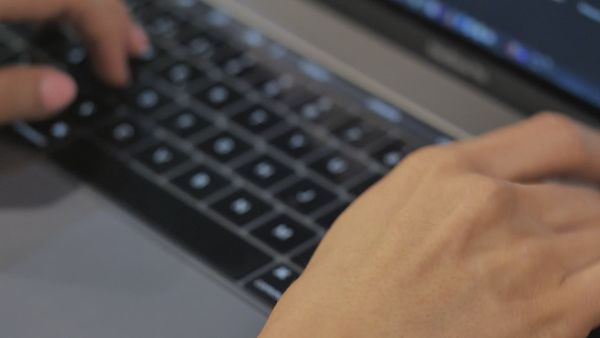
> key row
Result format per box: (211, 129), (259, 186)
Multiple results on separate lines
(31, 109), (400, 193)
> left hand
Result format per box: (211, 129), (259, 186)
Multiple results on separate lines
(0, 0), (149, 123)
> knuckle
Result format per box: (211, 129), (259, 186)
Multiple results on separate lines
(464, 174), (513, 204)
(534, 113), (587, 163)
(450, 174), (516, 223)
(537, 113), (579, 142)
(534, 111), (574, 128)
(402, 145), (465, 173)
(402, 146), (444, 165)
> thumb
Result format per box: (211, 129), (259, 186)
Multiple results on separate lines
(0, 65), (77, 124)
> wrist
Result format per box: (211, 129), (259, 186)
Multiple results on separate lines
(258, 279), (348, 338)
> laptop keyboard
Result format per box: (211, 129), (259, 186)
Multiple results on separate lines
(0, 0), (451, 307)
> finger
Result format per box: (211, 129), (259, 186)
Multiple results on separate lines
(516, 183), (600, 230)
(66, 0), (131, 86)
(0, 66), (77, 123)
(457, 113), (600, 182)
(111, 3), (149, 59)
(0, 0), (136, 86)
(127, 22), (150, 57)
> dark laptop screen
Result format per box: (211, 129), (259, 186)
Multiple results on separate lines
(388, 0), (600, 109)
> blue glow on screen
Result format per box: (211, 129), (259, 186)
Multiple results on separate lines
(389, 0), (600, 109)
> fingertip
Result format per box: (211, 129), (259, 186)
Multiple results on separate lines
(128, 24), (151, 57)
(39, 70), (78, 114)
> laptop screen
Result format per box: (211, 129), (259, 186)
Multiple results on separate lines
(387, 0), (600, 109)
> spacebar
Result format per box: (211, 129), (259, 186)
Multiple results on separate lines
(51, 140), (272, 280)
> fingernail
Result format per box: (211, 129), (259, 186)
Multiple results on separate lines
(40, 71), (77, 113)
(130, 24), (151, 56)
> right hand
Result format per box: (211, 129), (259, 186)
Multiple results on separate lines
(259, 113), (600, 338)
(0, 0), (149, 124)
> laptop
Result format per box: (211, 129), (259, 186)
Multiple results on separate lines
(0, 0), (598, 337)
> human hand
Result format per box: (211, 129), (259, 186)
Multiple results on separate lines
(0, 0), (148, 123)
(259, 113), (600, 338)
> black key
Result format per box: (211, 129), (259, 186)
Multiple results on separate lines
(135, 43), (165, 64)
(64, 45), (88, 68)
(197, 131), (251, 163)
(211, 190), (272, 226)
(160, 61), (205, 85)
(372, 141), (408, 169)
(97, 119), (146, 148)
(237, 155), (294, 188)
(292, 244), (318, 269)
(201, 30), (228, 45)
(349, 173), (383, 196)
(270, 128), (317, 159)
(259, 75), (295, 99)
(178, 32), (220, 57)
(64, 97), (110, 125)
(125, 87), (169, 113)
(48, 44), (88, 72)
(171, 166), (229, 200)
(130, 45), (164, 78)
(309, 152), (365, 184)
(65, 100), (100, 124)
(316, 204), (349, 230)
(30, 28), (84, 66)
(278, 86), (316, 108)
(232, 106), (282, 134)
(50, 55), (94, 87)
(196, 84), (242, 110)
(333, 118), (384, 148)
(53, 140), (271, 280)
(294, 96), (340, 124)
(276, 179), (337, 214)
(251, 216), (315, 253)
(160, 110), (212, 138)
(220, 53), (256, 76)
(142, 12), (181, 37)
(134, 142), (187, 174)
(246, 265), (299, 306)
(209, 44), (242, 65)
(239, 65), (277, 86)
(28, 119), (74, 143)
